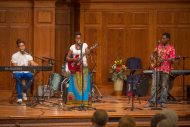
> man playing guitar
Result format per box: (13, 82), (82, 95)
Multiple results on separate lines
(145, 32), (176, 108)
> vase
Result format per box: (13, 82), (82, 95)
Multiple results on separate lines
(114, 78), (124, 96)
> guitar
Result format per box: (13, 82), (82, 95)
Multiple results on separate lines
(68, 43), (98, 73)
(150, 53), (180, 68)
(150, 52), (163, 68)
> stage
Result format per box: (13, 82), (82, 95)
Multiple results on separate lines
(0, 90), (190, 127)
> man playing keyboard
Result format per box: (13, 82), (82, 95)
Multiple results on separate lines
(11, 39), (38, 104)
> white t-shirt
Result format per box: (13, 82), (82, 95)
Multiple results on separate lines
(11, 51), (33, 73)
(70, 43), (88, 66)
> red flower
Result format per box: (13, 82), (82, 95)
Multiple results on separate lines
(116, 67), (121, 72)
(68, 96), (73, 100)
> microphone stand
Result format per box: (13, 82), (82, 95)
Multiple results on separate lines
(69, 43), (95, 111)
(151, 42), (162, 110)
(34, 56), (47, 104)
(25, 55), (47, 107)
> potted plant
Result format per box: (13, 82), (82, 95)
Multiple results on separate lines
(110, 58), (127, 95)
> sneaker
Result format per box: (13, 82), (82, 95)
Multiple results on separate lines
(144, 101), (154, 108)
(156, 100), (167, 108)
(22, 93), (27, 101)
(17, 99), (22, 104)
(160, 103), (167, 108)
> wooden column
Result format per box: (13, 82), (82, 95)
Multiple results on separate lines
(33, 0), (56, 87)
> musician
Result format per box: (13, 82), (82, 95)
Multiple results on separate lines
(145, 32), (176, 108)
(66, 32), (91, 105)
(11, 39), (38, 104)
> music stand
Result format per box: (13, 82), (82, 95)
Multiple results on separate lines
(69, 43), (96, 111)
(124, 69), (143, 111)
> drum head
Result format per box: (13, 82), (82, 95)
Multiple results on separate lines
(50, 73), (63, 91)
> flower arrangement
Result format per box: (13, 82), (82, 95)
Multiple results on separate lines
(111, 58), (127, 81)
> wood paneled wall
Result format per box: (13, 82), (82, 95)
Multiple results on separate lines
(55, 1), (74, 73)
(33, 0), (56, 92)
(79, 0), (190, 96)
(0, 0), (190, 98)
(0, 0), (56, 91)
(0, 1), (33, 90)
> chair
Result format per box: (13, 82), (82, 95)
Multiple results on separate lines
(9, 75), (18, 104)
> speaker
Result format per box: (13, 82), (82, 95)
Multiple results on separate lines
(136, 76), (151, 97)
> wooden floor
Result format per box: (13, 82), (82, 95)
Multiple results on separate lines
(0, 91), (190, 127)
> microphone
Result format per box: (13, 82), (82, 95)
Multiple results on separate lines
(24, 49), (31, 55)
(24, 51), (29, 55)
(78, 41), (82, 45)
(180, 56), (189, 59)
(157, 40), (160, 44)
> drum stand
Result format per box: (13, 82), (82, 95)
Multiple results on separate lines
(52, 77), (70, 111)
(92, 84), (103, 102)
(60, 77), (70, 104)
(90, 65), (103, 103)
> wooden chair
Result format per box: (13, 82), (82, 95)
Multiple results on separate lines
(9, 74), (18, 104)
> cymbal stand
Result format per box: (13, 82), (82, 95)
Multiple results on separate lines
(91, 72), (103, 102)
(90, 64), (103, 103)
(60, 77), (70, 104)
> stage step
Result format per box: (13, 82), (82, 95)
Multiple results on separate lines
(0, 121), (190, 127)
